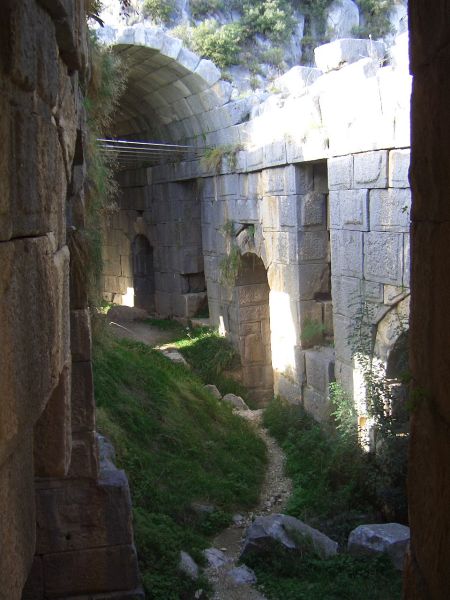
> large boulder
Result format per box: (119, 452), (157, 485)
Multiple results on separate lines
(314, 38), (385, 73)
(348, 523), (410, 570)
(240, 514), (338, 560)
(222, 393), (248, 410)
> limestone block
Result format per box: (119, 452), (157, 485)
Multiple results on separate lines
(330, 230), (363, 278)
(334, 360), (354, 397)
(327, 0), (360, 39)
(35, 467), (133, 555)
(364, 231), (403, 285)
(212, 80), (233, 105)
(370, 188), (411, 232)
(315, 38), (385, 73)
(232, 197), (259, 223)
(305, 348), (335, 393)
(303, 387), (332, 423)
(239, 303), (270, 323)
(298, 231), (329, 262)
(384, 285), (409, 306)
(262, 196), (296, 231)
(329, 189), (369, 231)
(300, 192), (326, 228)
(194, 59), (221, 86)
(216, 174), (239, 198)
(389, 149), (410, 188)
(179, 248), (204, 275)
(71, 361), (95, 434)
(274, 66), (321, 95)
(237, 283), (269, 307)
(160, 34), (182, 60)
(246, 148), (264, 171)
(298, 264), (330, 300)
(175, 292), (207, 318)
(34, 365), (71, 478)
(68, 430), (99, 479)
(0, 440), (35, 600)
(333, 314), (353, 363)
(0, 238), (70, 464)
(43, 544), (140, 597)
(267, 263), (300, 296)
(328, 155), (353, 190)
(353, 150), (388, 188)
(364, 280), (384, 303)
(331, 275), (362, 318)
(348, 523), (410, 570)
(323, 301), (334, 337)
(263, 141), (287, 168)
(272, 231), (298, 264)
(274, 373), (302, 404)
(261, 165), (313, 196)
(243, 365), (273, 389)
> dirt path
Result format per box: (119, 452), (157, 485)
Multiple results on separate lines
(204, 409), (292, 600)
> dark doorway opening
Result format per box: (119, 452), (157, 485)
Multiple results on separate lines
(132, 235), (155, 312)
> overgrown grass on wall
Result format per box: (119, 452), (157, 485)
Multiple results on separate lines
(93, 333), (266, 599)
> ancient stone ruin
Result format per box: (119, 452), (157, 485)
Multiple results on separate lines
(1, 1), (449, 599)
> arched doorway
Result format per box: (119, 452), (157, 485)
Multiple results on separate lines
(235, 253), (273, 406)
(132, 235), (155, 312)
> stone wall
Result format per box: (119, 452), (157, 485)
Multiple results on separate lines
(103, 26), (412, 416)
(405, 1), (450, 597)
(0, 2), (140, 598)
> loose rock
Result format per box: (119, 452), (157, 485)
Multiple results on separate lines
(179, 551), (199, 580)
(240, 513), (338, 560)
(228, 565), (257, 585)
(204, 384), (222, 399)
(348, 523), (410, 570)
(222, 393), (248, 410)
(203, 548), (230, 569)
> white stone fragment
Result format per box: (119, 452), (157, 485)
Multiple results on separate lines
(314, 38), (385, 73)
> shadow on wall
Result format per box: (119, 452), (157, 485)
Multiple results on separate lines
(132, 234), (155, 312)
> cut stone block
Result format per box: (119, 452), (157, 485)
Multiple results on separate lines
(315, 38), (386, 73)
(330, 230), (363, 278)
(328, 155), (353, 190)
(364, 232), (404, 285)
(369, 188), (411, 232)
(274, 66), (322, 95)
(304, 386), (332, 423)
(353, 150), (388, 188)
(329, 189), (369, 230)
(389, 149), (410, 188)
(305, 347), (335, 393)
(298, 231), (329, 262)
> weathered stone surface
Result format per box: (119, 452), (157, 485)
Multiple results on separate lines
(70, 349), (95, 431)
(330, 230), (363, 278)
(274, 66), (321, 95)
(353, 150), (388, 188)
(388, 149), (410, 188)
(298, 263), (330, 300)
(228, 565), (257, 585)
(179, 551), (199, 580)
(348, 523), (410, 570)
(315, 38), (385, 73)
(34, 365), (72, 478)
(304, 347), (335, 393)
(329, 189), (369, 230)
(299, 192), (326, 227)
(0, 440), (35, 600)
(328, 155), (353, 190)
(369, 188), (411, 232)
(43, 544), (140, 597)
(204, 384), (222, 399)
(303, 387), (332, 423)
(35, 471), (133, 555)
(0, 238), (70, 465)
(364, 232), (404, 284)
(297, 231), (329, 262)
(222, 393), (248, 410)
(68, 430), (99, 479)
(70, 309), (92, 362)
(327, 0), (360, 39)
(241, 514), (338, 559)
(203, 548), (230, 569)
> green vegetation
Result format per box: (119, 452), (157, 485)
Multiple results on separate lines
(94, 334), (266, 599)
(242, 0), (296, 43)
(142, 0), (177, 24)
(201, 144), (244, 174)
(263, 397), (375, 543)
(258, 397), (402, 598)
(73, 33), (126, 306)
(354, 0), (395, 39)
(191, 20), (245, 68)
(247, 544), (402, 600)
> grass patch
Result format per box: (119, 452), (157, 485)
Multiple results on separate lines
(247, 543), (402, 600)
(255, 398), (402, 598)
(94, 335), (266, 599)
(263, 397), (376, 544)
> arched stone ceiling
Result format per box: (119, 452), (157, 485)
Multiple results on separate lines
(96, 25), (234, 145)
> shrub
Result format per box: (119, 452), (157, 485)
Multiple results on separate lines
(242, 0), (295, 42)
(191, 19), (245, 67)
(354, 0), (395, 39)
(142, 0), (177, 25)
